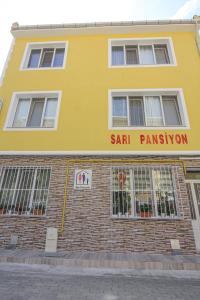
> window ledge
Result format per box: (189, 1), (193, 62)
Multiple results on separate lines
(111, 216), (183, 221)
(109, 126), (190, 130)
(20, 67), (65, 71)
(109, 64), (177, 68)
(0, 214), (47, 219)
(4, 127), (57, 131)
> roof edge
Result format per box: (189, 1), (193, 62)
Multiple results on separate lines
(11, 19), (198, 32)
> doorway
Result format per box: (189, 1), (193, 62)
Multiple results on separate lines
(186, 181), (200, 252)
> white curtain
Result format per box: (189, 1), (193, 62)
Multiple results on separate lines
(112, 97), (128, 126)
(43, 98), (58, 127)
(145, 96), (163, 126)
(112, 46), (124, 65)
(112, 97), (127, 117)
(13, 99), (30, 127)
(139, 46), (154, 65)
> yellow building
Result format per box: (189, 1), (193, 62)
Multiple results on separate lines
(0, 18), (199, 253)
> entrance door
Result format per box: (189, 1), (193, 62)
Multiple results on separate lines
(186, 181), (200, 252)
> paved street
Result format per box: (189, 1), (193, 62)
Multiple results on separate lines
(0, 263), (200, 300)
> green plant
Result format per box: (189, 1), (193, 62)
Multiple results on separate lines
(140, 203), (152, 213)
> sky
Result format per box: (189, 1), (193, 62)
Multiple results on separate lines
(0, 0), (199, 75)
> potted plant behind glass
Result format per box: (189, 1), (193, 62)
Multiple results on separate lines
(32, 203), (45, 216)
(140, 203), (152, 218)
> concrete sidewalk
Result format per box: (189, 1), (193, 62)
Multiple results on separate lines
(1, 249), (200, 271)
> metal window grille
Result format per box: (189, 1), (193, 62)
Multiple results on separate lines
(0, 166), (51, 216)
(112, 166), (178, 218)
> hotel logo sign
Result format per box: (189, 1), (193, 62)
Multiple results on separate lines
(74, 169), (92, 189)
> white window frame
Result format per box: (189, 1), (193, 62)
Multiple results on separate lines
(0, 166), (51, 216)
(108, 88), (190, 130)
(4, 91), (62, 131)
(20, 41), (68, 70)
(111, 166), (180, 219)
(108, 37), (177, 68)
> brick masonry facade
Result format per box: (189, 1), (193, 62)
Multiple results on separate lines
(0, 155), (198, 254)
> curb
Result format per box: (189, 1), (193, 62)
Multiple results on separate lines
(1, 255), (200, 271)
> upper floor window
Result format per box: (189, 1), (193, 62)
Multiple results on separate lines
(21, 42), (68, 70)
(109, 89), (189, 129)
(4, 91), (61, 130)
(109, 38), (176, 67)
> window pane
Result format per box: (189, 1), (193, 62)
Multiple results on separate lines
(112, 97), (128, 127)
(153, 169), (177, 217)
(42, 119), (55, 127)
(32, 168), (51, 214)
(42, 98), (57, 128)
(53, 48), (65, 67)
(194, 183), (200, 216)
(27, 98), (44, 127)
(125, 46), (139, 64)
(0, 168), (18, 211)
(185, 171), (200, 180)
(112, 168), (131, 191)
(133, 168), (151, 191)
(162, 96), (181, 126)
(13, 99), (30, 127)
(15, 169), (35, 213)
(1, 168), (18, 189)
(186, 183), (196, 220)
(154, 45), (169, 64)
(0, 167), (51, 216)
(35, 168), (51, 189)
(44, 98), (57, 118)
(112, 97), (127, 116)
(129, 97), (145, 126)
(28, 49), (41, 68)
(133, 168), (154, 218)
(40, 48), (54, 67)
(112, 46), (124, 65)
(112, 168), (132, 216)
(145, 96), (163, 126)
(139, 45), (154, 64)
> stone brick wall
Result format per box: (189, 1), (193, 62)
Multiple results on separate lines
(0, 155), (198, 254)
(0, 156), (66, 250)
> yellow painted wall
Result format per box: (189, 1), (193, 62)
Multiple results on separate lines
(0, 31), (200, 153)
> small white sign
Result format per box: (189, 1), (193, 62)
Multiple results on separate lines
(170, 239), (181, 250)
(74, 169), (92, 189)
(45, 227), (58, 253)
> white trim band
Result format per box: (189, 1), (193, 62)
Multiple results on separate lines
(0, 151), (200, 156)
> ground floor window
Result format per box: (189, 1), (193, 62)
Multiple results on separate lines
(0, 166), (51, 216)
(112, 166), (177, 218)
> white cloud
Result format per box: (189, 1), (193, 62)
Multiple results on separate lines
(171, 0), (199, 19)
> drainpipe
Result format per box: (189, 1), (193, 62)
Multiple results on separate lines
(193, 15), (200, 55)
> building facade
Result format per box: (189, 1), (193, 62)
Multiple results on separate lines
(0, 19), (200, 254)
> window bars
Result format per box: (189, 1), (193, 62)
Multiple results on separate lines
(112, 166), (179, 218)
(0, 166), (51, 216)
